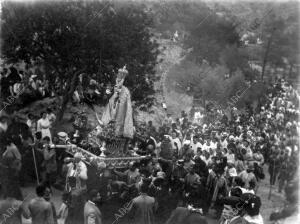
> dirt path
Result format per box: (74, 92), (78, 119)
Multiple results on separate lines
(155, 38), (193, 117)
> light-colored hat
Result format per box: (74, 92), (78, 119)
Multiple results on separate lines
(184, 140), (191, 145)
(222, 132), (228, 137)
(74, 152), (83, 159)
(156, 171), (166, 179)
(89, 79), (97, 85)
(58, 131), (68, 139)
(228, 167), (237, 177)
(98, 161), (107, 169)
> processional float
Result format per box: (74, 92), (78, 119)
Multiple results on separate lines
(63, 66), (146, 168)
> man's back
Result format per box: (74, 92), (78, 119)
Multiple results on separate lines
(28, 197), (54, 224)
(165, 207), (208, 224)
(129, 193), (156, 224)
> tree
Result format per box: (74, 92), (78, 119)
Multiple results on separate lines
(150, 1), (211, 37)
(168, 58), (251, 108)
(1, 0), (159, 119)
(259, 2), (299, 80)
(186, 12), (241, 66)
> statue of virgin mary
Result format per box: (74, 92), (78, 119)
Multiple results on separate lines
(100, 66), (134, 138)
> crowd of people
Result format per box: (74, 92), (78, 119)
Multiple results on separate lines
(0, 66), (53, 105)
(0, 77), (299, 224)
(0, 66), (114, 112)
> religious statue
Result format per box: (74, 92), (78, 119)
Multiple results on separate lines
(100, 66), (134, 139)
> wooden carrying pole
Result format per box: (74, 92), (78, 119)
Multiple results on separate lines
(31, 146), (40, 185)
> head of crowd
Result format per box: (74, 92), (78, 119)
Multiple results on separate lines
(0, 75), (299, 224)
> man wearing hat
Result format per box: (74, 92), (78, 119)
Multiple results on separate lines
(230, 194), (263, 224)
(190, 135), (202, 155)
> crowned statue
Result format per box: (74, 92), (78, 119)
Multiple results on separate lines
(100, 66), (134, 139)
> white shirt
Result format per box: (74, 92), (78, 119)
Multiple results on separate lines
(227, 153), (235, 164)
(190, 141), (202, 154)
(26, 119), (33, 128)
(202, 142), (210, 152)
(0, 122), (8, 133)
(210, 141), (217, 150)
(244, 214), (264, 224)
(220, 139), (228, 149)
(171, 137), (182, 151)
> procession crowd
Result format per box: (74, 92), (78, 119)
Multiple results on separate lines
(0, 66), (118, 110)
(0, 77), (299, 224)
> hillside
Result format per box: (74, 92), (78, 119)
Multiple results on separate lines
(155, 38), (193, 117)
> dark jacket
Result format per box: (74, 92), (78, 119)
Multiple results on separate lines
(128, 193), (157, 224)
(165, 207), (208, 224)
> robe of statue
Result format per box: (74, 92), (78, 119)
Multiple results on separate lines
(101, 85), (134, 138)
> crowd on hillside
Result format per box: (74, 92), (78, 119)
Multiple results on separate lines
(0, 66), (114, 110)
(0, 77), (299, 224)
(0, 66), (53, 103)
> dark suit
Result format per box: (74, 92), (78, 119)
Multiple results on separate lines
(28, 197), (54, 224)
(139, 138), (156, 152)
(129, 193), (156, 224)
(65, 188), (86, 224)
(84, 201), (102, 224)
(165, 207), (208, 224)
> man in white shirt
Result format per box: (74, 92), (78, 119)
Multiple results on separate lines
(190, 136), (202, 155)
(202, 139), (211, 152)
(66, 152), (88, 191)
(170, 131), (182, 154)
(220, 135), (228, 150)
(210, 138), (218, 151)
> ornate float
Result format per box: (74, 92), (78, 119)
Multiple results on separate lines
(63, 65), (147, 168)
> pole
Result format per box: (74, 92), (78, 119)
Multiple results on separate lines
(268, 159), (275, 200)
(31, 146), (40, 185)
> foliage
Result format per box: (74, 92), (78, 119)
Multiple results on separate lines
(186, 13), (241, 66)
(212, 1), (299, 80)
(1, 0), (159, 109)
(150, 1), (210, 35)
(168, 58), (252, 108)
(259, 2), (299, 69)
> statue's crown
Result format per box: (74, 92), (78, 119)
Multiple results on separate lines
(117, 65), (128, 79)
